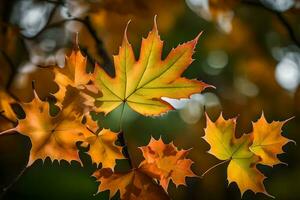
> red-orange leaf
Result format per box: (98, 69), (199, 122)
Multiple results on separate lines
(93, 168), (169, 200)
(138, 137), (196, 192)
(0, 91), (92, 166)
(53, 49), (91, 102)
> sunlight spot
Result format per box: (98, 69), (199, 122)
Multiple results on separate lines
(163, 93), (221, 124)
(275, 52), (300, 92)
(234, 77), (259, 97)
(260, 0), (294, 11)
(207, 50), (228, 69)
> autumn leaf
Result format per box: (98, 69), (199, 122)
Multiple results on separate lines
(53, 49), (90, 100)
(79, 113), (125, 170)
(93, 168), (169, 200)
(85, 128), (125, 169)
(0, 90), (92, 166)
(249, 113), (293, 166)
(203, 114), (270, 197)
(52, 49), (98, 112)
(138, 137), (196, 192)
(92, 18), (211, 116)
(84, 113), (99, 133)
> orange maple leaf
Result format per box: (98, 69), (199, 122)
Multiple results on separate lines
(85, 128), (125, 170)
(53, 49), (91, 101)
(80, 113), (125, 170)
(0, 91), (92, 166)
(138, 137), (197, 192)
(93, 168), (169, 200)
(52, 49), (98, 115)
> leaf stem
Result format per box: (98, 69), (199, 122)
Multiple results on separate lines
(201, 159), (230, 178)
(0, 128), (17, 136)
(0, 166), (27, 199)
(0, 49), (16, 91)
(118, 131), (134, 169)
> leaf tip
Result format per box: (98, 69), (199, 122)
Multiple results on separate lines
(153, 15), (158, 31)
(123, 20), (131, 43)
(194, 31), (203, 42)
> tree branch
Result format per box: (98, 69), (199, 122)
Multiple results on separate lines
(22, 16), (113, 75)
(242, 0), (300, 48)
(0, 49), (16, 90)
(275, 12), (300, 47)
(0, 167), (27, 200)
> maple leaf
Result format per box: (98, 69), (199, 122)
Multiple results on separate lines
(138, 137), (196, 192)
(0, 90), (92, 166)
(249, 113), (293, 166)
(92, 18), (211, 116)
(85, 128), (125, 169)
(52, 49), (98, 114)
(93, 168), (169, 200)
(80, 114), (125, 170)
(53, 49), (90, 101)
(203, 114), (270, 197)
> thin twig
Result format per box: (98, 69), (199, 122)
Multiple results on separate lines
(19, 0), (114, 73)
(117, 104), (135, 168)
(44, 0), (65, 5)
(118, 131), (134, 169)
(276, 12), (300, 47)
(0, 49), (16, 90)
(0, 127), (17, 136)
(83, 16), (113, 72)
(242, 0), (300, 48)
(22, 16), (113, 74)
(0, 167), (27, 199)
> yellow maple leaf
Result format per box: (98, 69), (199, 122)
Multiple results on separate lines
(85, 128), (125, 170)
(203, 114), (271, 197)
(249, 113), (294, 166)
(93, 168), (169, 200)
(138, 137), (196, 192)
(92, 18), (211, 116)
(0, 90), (92, 166)
(80, 114), (125, 170)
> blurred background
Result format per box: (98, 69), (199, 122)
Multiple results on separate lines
(0, 0), (299, 199)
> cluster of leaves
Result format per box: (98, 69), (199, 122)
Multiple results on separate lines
(0, 19), (293, 199)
